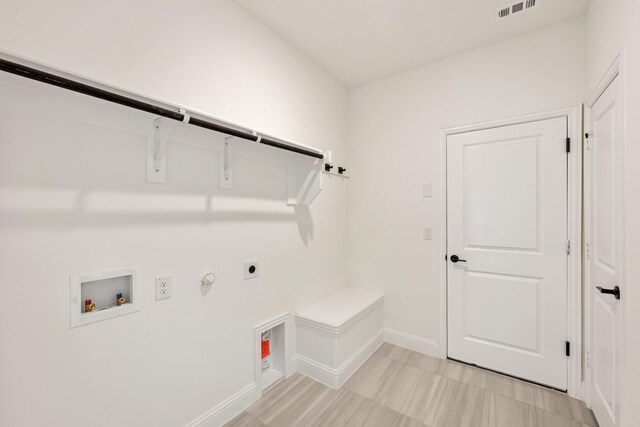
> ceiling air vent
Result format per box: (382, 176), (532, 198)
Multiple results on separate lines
(497, 0), (540, 20)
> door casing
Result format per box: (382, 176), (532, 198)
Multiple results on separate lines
(439, 106), (583, 398)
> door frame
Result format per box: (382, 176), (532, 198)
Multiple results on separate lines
(583, 53), (626, 422)
(438, 105), (583, 398)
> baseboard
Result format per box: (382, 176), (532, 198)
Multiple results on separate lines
(296, 329), (384, 389)
(295, 354), (337, 388)
(383, 328), (441, 358)
(185, 382), (257, 427)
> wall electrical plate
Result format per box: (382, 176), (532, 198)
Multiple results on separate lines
(155, 276), (172, 300)
(423, 227), (433, 240)
(244, 261), (259, 280)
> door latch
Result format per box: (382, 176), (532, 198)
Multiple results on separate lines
(597, 285), (621, 300)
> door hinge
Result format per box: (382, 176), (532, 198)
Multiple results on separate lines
(566, 137), (571, 153)
(566, 341), (571, 357)
(585, 242), (591, 259)
(585, 132), (591, 151)
(566, 240), (571, 255)
(586, 351), (591, 367)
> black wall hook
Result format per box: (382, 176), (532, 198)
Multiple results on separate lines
(338, 166), (347, 174)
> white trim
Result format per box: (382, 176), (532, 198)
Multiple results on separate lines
(383, 328), (441, 358)
(185, 382), (257, 427)
(586, 54), (622, 108)
(567, 105), (584, 400)
(296, 329), (384, 388)
(439, 105), (583, 398)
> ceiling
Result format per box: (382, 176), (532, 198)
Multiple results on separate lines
(234, 0), (589, 87)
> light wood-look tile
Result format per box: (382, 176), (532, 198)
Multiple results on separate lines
(225, 412), (266, 427)
(481, 392), (538, 427)
(485, 371), (536, 405)
(304, 389), (369, 427)
(424, 378), (485, 427)
(536, 408), (594, 427)
(407, 352), (448, 375)
(377, 364), (441, 421)
(533, 387), (598, 426)
(377, 342), (415, 363)
(345, 353), (404, 400)
(245, 373), (306, 418)
(248, 374), (338, 426)
(443, 361), (487, 389)
(228, 345), (597, 427)
(376, 342), (395, 357)
(345, 397), (426, 427)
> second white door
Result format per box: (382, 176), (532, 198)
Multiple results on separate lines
(585, 76), (623, 427)
(447, 117), (569, 389)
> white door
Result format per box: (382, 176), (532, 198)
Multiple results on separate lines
(585, 76), (622, 427)
(447, 117), (569, 389)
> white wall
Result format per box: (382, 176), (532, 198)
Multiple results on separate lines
(0, 1), (348, 426)
(621, 1), (640, 420)
(347, 19), (586, 349)
(585, 0), (625, 92)
(586, 0), (640, 423)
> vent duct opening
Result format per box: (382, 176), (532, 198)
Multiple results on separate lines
(497, 0), (540, 20)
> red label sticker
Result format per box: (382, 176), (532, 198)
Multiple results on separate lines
(261, 340), (270, 359)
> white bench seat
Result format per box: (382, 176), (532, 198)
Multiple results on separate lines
(294, 287), (384, 388)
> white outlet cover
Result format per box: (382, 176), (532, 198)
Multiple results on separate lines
(155, 276), (172, 301)
(423, 184), (433, 198)
(244, 261), (259, 280)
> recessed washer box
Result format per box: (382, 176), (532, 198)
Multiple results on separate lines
(70, 267), (140, 328)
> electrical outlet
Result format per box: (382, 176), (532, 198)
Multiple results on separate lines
(244, 261), (259, 280)
(155, 276), (172, 301)
(423, 227), (433, 240)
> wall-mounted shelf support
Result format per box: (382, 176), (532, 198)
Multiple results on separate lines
(220, 136), (234, 189)
(288, 156), (323, 205)
(148, 110), (191, 183)
(148, 117), (172, 183)
(154, 118), (169, 172)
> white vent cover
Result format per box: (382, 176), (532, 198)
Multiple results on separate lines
(497, 0), (540, 20)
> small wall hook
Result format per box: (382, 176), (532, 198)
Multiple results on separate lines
(324, 163), (334, 172)
(338, 166), (347, 175)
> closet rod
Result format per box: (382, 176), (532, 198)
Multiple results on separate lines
(0, 57), (324, 160)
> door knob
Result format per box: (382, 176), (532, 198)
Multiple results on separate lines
(450, 255), (467, 263)
(596, 285), (620, 300)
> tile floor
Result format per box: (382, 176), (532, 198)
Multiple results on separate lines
(225, 343), (597, 427)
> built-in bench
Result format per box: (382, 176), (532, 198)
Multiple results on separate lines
(294, 287), (384, 388)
